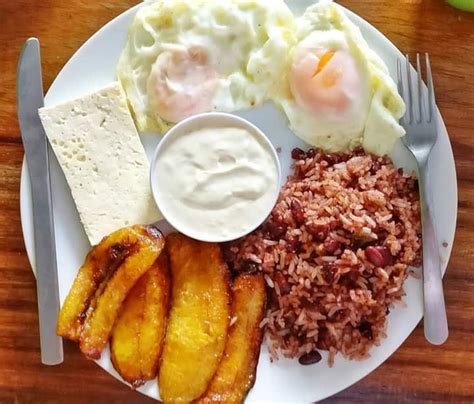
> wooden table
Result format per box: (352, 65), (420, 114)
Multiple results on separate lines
(1, 0), (473, 402)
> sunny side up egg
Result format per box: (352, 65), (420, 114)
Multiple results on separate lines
(118, 0), (296, 133)
(275, 0), (406, 155)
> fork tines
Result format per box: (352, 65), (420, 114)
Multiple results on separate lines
(397, 53), (436, 126)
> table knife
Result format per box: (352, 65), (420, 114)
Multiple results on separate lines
(17, 38), (64, 365)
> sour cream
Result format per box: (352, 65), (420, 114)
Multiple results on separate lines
(150, 113), (280, 242)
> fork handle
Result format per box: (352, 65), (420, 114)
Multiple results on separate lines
(419, 166), (449, 345)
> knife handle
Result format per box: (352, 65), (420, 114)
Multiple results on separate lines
(30, 159), (65, 365)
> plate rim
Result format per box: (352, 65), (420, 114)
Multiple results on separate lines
(19, 1), (458, 401)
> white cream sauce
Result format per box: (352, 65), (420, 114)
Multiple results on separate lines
(154, 126), (279, 241)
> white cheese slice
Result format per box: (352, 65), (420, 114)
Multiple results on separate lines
(39, 82), (161, 245)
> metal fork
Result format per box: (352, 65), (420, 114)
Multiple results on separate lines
(397, 54), (448, 345)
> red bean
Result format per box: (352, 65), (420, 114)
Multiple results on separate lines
(290, 199), (305, 225)
(272, 213), (286, 225)
(322, 263), (335, 283)
(265, 221), (287, 240)
(377, 246), (394, 266)
(365, 246), (384, 266)
(322, 154), (339, 166)
(240, 260), (260, 273)
(274, 271), (291, 295)
(347, 177), (359, 189)
(291, 148), (306, 160)
(370, 160), (382, 174)
(358, 320), (373, 340)
(306, 222), (329, 242)
(323, 152), (352, 166)
(365, 246), (393, 267)
(324, 238), (341, 254)
(299, 350), (322, 365)
(306, 148), (316, 158)
(285, 236), (299, 253)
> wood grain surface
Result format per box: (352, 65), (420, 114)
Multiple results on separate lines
(1, 0), (473, 403)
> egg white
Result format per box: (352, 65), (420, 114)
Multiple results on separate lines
(118, 0), (296, 133)
(274, 0), (406, 155)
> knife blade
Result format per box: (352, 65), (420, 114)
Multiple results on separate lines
(17, 38), (64, 365)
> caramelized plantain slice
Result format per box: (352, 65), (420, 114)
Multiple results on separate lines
(77, 225), (165, 359)
(197, 272), (266, 404)
(111, 251), (170, 388)
(159, 233), (231, 403)
(57, 225), (156, 341)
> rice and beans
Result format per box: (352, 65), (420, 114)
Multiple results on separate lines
(224, 148), (421, 365)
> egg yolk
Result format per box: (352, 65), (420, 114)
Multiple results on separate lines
(314, 50), (335, 76)
(289, 47), (363, 119)
(147, 46), (219, 123)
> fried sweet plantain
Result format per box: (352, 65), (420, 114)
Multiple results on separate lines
(74, 225), (164, 359)
(110, 251), (170, 388)
(159, 233), (231, 403)
(197, 272), (266, 404)
(57, 225), (159, 341)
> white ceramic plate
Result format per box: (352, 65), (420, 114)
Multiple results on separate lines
(20, 1), (457, 402)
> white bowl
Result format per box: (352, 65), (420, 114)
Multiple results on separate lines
(150, 112), (282, 242)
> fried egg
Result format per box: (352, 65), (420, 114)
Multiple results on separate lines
(118, 0), (295, 133)
(274, 0), (406, 155)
